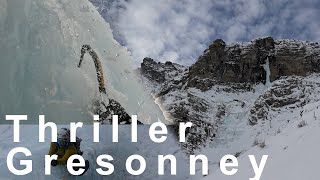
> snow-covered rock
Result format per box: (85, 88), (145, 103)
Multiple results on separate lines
(139, 37), (320, 156)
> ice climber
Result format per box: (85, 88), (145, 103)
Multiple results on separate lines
(48, 128), (82, 166)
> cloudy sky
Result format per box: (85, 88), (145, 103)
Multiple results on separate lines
(91, 0), (320, 66)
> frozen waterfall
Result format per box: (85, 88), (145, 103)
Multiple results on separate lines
(0, 0), (165, 124)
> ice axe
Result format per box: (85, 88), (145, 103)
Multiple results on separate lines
(78, 44), (106, 94)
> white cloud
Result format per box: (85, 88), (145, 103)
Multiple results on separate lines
(93, 0), (320, 65)
(110, 0), (216, 65)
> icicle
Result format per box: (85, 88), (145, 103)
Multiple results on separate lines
(263, 57), (271, 86)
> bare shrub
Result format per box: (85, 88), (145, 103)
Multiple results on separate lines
(253, 139), (266, 148)
(297, 120), (307, 128)
(234, 151), (242, 158)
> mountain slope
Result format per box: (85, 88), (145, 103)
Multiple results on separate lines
(140, 37), (320, 155)
(204, 101), (320, 180)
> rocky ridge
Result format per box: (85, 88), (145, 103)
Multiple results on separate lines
(140, 37), (320, 153)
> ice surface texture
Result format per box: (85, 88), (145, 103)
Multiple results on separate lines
(0, 0), (164, 124)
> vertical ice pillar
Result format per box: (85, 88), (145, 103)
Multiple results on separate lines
(263, 57), (271, 87)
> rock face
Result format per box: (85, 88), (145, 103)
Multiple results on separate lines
(273, 40), (320, 79)
(92, 99), (143, 124)
(140, 57), (186, 84)
(188, 37), (320, 91)
(249, 76), (320, 125)
(140, 37), (320, 154)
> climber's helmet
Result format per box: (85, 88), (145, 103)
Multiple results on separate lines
(57, 128), (70, 147)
